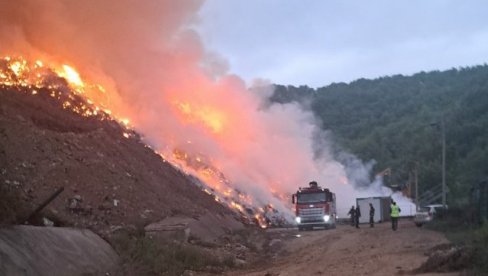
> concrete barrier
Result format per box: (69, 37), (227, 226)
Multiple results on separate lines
(0, 225), (119, 276)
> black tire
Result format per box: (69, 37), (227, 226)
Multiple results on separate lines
(415, 222), (423, 227)
(298, 226), (304, 231)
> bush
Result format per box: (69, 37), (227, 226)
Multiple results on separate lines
(472, 223), (488, 273)
(425, 207), (473, 237)
(426, 208), (488, 274)
(0, 182), (23, 224)
(111, 230), (231, 275)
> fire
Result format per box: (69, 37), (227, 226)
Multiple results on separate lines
(173, 101), (227, 134)
(10, 60), (24, 76)
(254, 214), (268, 229)
(169, 145), (282, 227)
(0, 55), (285, 228)
(231, 201), (244, 213)
(0, 56), (117, 122)
(59, 65), (84, 88)
(121, 118), (130, 126)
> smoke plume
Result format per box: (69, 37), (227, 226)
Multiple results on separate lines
(0, 0), (414, 218)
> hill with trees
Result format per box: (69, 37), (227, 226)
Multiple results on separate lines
(270, 65), (488, 206)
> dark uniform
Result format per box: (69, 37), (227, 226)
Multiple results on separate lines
(347, 206), (355, 226)
(369, 203), (375, 227)
(355, 206), (361, 228)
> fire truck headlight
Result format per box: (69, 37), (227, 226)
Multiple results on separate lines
(323, 215), (330, 222)
(295, 217), (301, 224)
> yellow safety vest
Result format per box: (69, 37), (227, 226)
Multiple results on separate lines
(391, 204), (400, 217)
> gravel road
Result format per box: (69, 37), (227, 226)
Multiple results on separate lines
(229, 220), (459, 276)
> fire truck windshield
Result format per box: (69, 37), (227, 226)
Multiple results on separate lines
(297, 192), (326, 203)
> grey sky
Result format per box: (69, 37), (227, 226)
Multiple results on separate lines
(196, 0), (488, 88)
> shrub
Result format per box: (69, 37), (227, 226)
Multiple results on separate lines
(0, 182), (23, 224)
(472, 223), (488, 273)
(426, 207), (488, 274)
(111, 230), (231, 275)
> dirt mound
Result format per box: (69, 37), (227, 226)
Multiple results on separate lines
(413, 243), (472, 273)
(0, 85), (236, 237)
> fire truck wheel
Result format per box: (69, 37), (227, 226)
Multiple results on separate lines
(298, 226), (304, 231)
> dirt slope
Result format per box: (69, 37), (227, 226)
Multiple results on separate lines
(0, 86), (233, 236)
(229, 220), (458, 276)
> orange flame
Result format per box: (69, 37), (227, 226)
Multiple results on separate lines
(59, 65), (84, 88)
(173, 100), (227, 134)
(0, 55), (282, 228)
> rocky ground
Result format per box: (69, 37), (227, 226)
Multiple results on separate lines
(0, 85), (236, 237)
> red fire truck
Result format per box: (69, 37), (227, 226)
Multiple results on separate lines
(292, 181), (337, 230)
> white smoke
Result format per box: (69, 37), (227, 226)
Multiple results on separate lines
(0, 0), (415, 220)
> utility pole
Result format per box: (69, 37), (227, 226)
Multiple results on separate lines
(415, 161), (419, 211)
(441, 118), (446, 208)
(430, 118), (447, 208)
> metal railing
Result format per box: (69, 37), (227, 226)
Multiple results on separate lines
(418, 184), (443, 207)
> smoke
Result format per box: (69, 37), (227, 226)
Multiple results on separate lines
(0, 0), (414, 218)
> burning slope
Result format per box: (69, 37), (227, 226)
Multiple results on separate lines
(0, 56), (287, 227)
(0, 0), (415, 222)
(0, 70), (241, 237)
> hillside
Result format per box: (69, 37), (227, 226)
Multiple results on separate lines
(271, 65), (488, 206)
(0, 84), (233, 236)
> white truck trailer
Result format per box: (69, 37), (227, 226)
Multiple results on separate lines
(356, 196), (391, 224)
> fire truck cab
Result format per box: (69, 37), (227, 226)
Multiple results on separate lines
(292, 181), (336, 231)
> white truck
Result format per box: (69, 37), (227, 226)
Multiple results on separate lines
(356, 197), (391, 224)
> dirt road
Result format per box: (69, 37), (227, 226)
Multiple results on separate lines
(230, 220), (458, 276)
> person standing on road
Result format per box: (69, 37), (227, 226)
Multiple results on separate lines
(355, 205), (361, 228)
(390, 200), (401, 231)
(347, 206), (356, 227)
(369, 203), (375, 227)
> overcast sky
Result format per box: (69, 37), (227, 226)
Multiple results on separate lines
(196, 0), (488, 88)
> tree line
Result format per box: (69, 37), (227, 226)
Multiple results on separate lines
(269, 65), (488, 206)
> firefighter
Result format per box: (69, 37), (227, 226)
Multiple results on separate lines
(369, 203), (375, 227)
(355, 205), (361, 228)
(347, 206), (355, 226)
(390, 200), (401, 231)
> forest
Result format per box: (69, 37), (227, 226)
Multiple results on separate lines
(269, 65), (488, 207)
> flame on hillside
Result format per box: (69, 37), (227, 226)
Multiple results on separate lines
(0, 56), (111, 119)
(169, 146), (285, 227)
(0, 55), (281, 228)
(173, 101), (227, 134)
(0, 1), (412, 226)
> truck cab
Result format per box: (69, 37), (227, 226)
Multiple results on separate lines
(292, 181), (337, 230)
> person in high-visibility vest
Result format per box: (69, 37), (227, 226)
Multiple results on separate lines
(390, 200), (401, 231)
